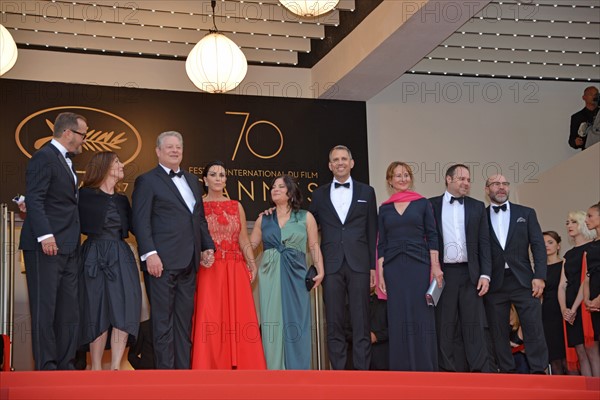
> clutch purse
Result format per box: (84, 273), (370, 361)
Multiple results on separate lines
(425, 278), (445, 307)
(305, 265), (318, 291)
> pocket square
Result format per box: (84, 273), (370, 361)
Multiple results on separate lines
(517, 217), (526, 223)
(357, 199), (367, 203)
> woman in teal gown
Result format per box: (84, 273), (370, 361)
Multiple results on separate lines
(249, 175), (324, 369)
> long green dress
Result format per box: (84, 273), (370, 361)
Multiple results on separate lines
(258, 210), (311, 370)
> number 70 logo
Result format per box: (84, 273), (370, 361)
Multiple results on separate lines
(227, 112), (284, 161)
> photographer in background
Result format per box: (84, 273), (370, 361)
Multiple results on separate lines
(569, 86), (599, 150)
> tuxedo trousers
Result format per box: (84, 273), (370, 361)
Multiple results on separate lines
(24, 249), (81, 370)
(323, 259), (371, 370)
(144, 261), (196, 369)
(435, 263), (490, 372)
(486, 269), (548, 373)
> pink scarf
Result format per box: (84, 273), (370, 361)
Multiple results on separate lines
(376, 190), (425, 299)
(381, 190), (424, 205)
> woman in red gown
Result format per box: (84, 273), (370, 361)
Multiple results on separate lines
(191, 161), (266, 369)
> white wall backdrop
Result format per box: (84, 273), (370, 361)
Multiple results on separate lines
(367, 74), (597, 205)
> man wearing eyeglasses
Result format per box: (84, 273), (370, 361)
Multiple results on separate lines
(484, 174), (548, 374)
(19, 112), (88, 370)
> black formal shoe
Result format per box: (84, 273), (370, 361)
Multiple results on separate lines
(74, 350), (87, 370)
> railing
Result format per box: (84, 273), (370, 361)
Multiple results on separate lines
(0, 204), (16, 371)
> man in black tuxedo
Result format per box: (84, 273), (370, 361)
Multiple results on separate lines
(484, 174), (548, 373)
(132, 131), (215, 369)
(569, 86), (599, 150)
(429, 164), (491, 372)
(19, 112), (88, 370)
(309, 145), (377, 370)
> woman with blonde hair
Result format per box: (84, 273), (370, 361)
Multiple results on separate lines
(582, 202), (600, 376)
(558, 210), (597, 375)
(79, 151), (141, 370)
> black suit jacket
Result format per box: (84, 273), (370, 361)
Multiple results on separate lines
(19, 143), (80, 253)
(309, 180), (377, 274)
(569, 106), (599, 150)
(487, 202), (547, 291)
(429, 195), (492, 285)
(132, 166), (214, 271)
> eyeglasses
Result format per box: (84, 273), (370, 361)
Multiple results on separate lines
(68, 128), (87, 138)
(487, 182), (510, 188)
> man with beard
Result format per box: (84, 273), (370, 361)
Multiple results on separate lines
(484, 174), (548, 374)
(429, 164), (492, 372)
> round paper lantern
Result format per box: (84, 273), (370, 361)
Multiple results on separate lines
(0, 24), (18, 76)
(279, 0), (339, 17)
(186, 32), (248, 94)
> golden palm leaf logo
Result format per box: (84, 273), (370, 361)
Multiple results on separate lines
(16, 106), (142, 165)
(33, 119), (128, 152)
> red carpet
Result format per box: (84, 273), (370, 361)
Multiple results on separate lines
(0, 370), (598, 399)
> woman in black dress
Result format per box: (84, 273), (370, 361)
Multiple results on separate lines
(558, 210), (596, 375)
(541, 230), (566, 374)
(583, 202), (600, 377)
(79, 151), (141, 370)
(377, 161), (442, 371)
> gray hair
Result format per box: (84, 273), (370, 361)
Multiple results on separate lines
(156, 131), (183, 148)
(329, 145), (352, 161)
(53, 112), (87, 138)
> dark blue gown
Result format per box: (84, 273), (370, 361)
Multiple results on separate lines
(377, 198), (439, 371)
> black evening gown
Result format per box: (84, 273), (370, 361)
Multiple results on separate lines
(377, 198), (439, 371)
(542, 261), (566, 362)
(585, 240), (600, 340)
(563, 245), (587, 347)
(80, 197), (141, 345)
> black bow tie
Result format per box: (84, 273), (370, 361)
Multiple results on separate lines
(450, 196), (464, 205)
(65, 152), (75, 159)
(169, 170), (184, 178)
(334, 182), (350, 189)
(493, 204), (507, 213)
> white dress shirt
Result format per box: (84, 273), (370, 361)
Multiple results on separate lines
(51, 139), (77, 184)
(490, 201), (511, 269)
(441, 191), (467, 263)
(330, 177), (353, 224)
(141, 164), (196, 262)
(159, 164), (195, 213)
(37, 140), (77, 243)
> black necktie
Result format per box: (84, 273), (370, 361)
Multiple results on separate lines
(493, 204), (507, 213)
(334, 182), (350, 188)
(169, 170), (184, 178)
(66, 152), (75, 159)
(450, 196), (464, 205)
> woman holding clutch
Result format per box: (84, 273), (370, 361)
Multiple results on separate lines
(249, 174), (324, 369)
(377, 161), (442, 371)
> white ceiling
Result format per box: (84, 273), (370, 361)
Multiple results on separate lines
(1, 0), (598, 101)
(2, 0), (358, 66)
(411, 0), (600, 81)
